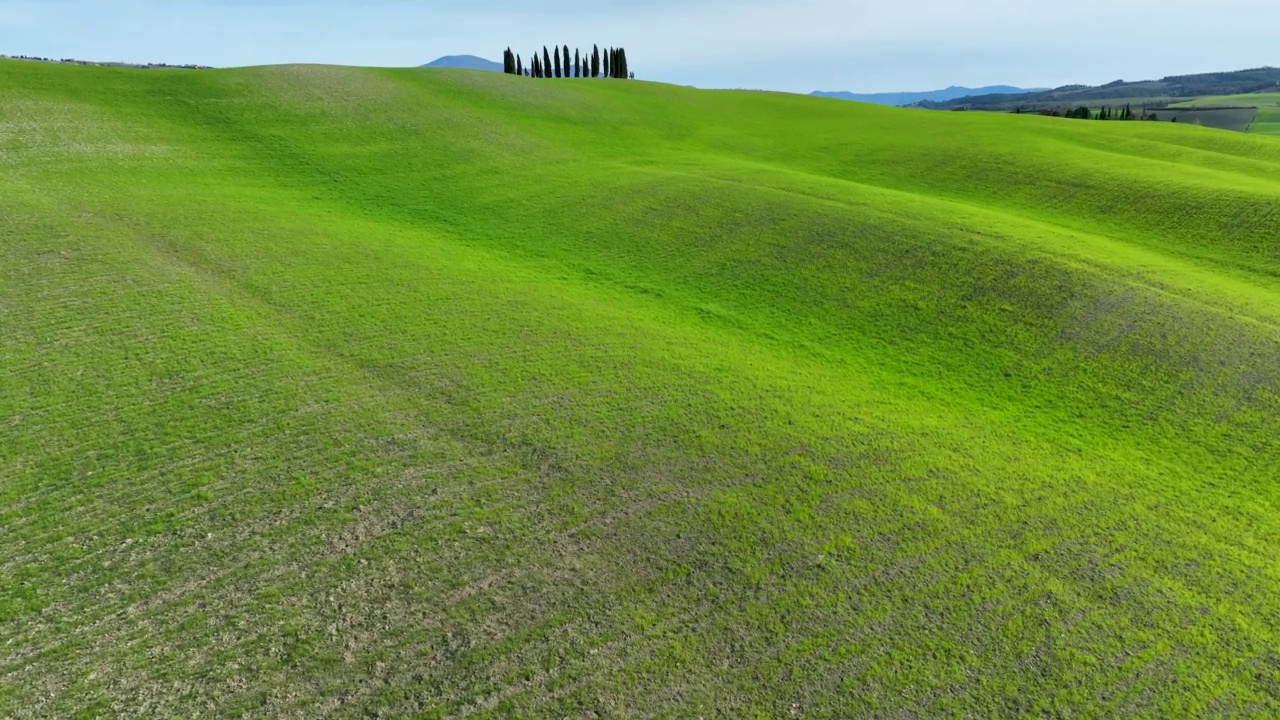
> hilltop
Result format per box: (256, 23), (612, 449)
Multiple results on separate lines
(3, 59), (1280, 717)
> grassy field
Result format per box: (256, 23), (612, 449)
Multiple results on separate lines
(1148, 107), (1259, 132)
(1170, 91), (1280, 108)
(4, 59), (1280, 717)
(1170, 93), (1280, 135)
(1252, 107), (1280, 135)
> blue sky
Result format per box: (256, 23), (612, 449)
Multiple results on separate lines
(2, 1), (1278, 93)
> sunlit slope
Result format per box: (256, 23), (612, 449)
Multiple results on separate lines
(3, 60), (1280, 717)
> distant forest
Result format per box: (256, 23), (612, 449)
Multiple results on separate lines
(922, 66), (1280, 112)
(502, 45), (631, 79)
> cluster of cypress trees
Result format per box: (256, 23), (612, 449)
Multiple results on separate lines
(502, 45), (630, 79)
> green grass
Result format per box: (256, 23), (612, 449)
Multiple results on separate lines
(4, 59), (1280, 717)
(1252, 107), (1280, 135)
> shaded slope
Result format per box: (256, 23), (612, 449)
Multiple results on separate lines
(3, 61), (1280, 717)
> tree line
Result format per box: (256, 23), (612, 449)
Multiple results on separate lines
(1023, 104), (1154, 121)
(502, 45), (631, 79)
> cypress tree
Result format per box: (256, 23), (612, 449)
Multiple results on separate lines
(543, 47), (552, 79)
(563, 46), (570, 77)
(554, 46), (562, 78)
(618, 47), (628, 79)
(517, 54), (523, 77)
(592, 45), (600, 78)
(574, 49), (580, 78)
(604, 48), (610, 79)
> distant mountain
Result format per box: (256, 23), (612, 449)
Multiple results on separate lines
(811, 86), (1045, 107)
(919, 67), (1280, 111)
(420, 55), (503, 72)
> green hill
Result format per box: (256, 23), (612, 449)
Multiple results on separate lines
(4, 59), (1280, 717)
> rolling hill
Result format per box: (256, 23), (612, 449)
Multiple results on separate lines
(4, 59), (1280, 717)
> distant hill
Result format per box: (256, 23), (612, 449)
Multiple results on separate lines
(420, 55), (502, 72)
(922, 66), (1280, 111)
(811, 85), (1044, 107)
